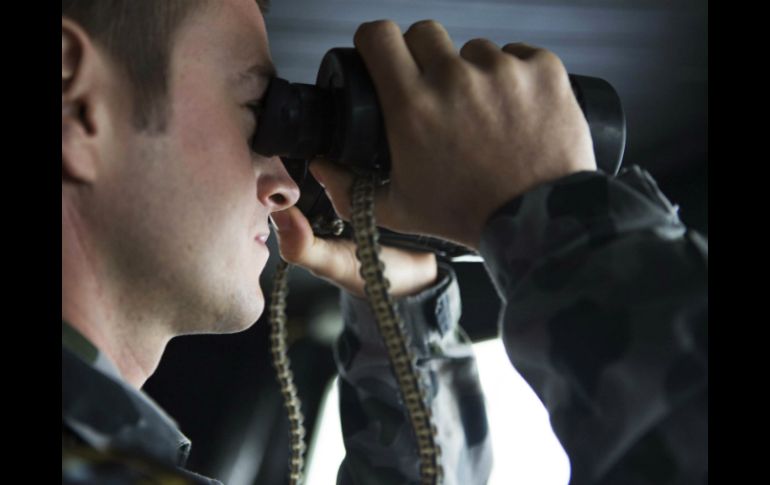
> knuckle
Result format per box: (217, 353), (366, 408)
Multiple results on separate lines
(406, 19), (442, 35)
(503, 42), (535, 51)
(438, 57), (476, 88)
(355, 20), (400, 45)
(463, 37), (493, 49)
(501, 41), (531, 54)
(534, 49), (565, 72)
(534, 50), (568, 87)
(464, 38), (507, 69)
(489, 56), (515, 77)
(460, 38), (484, 56)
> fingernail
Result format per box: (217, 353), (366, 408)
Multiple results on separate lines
(270, 210), (292, 232)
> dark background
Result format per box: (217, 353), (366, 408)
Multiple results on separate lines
(143, 0), (708, 483)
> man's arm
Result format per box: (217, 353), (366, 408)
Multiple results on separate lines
(334, 262), (493, 485)
(479, 165), (707, 484)
(288, 19), (707, 484)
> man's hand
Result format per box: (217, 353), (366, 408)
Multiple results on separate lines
(270, 206), (437, 299)
(310, 20), (597, 251)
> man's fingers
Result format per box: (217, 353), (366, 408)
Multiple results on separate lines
(271, 206), (358, 283)
(501, 42), (541, 60)
(271, 206), (345, 276)
(501, 42), (568, 86)
(354, 20), (420, 107)
(403, 20), (456, 72)
(270, 207), (316, 263)
(459, 38), (502, 71)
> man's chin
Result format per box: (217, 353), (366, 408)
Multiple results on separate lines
(206, 290), (265, 335)
(230, 298), (265, 334)
(212, 313), (261, 334)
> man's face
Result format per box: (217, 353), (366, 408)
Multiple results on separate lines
(95, 0), (299, 335)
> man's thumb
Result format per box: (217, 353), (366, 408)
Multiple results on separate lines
(270, 206), (320, 265)
(270, 208), (295, 234)
(308, 158), (354, 220)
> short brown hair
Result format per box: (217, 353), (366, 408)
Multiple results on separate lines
(62, 0), (272, 134)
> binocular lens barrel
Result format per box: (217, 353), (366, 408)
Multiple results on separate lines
(252, 48), (625, 178)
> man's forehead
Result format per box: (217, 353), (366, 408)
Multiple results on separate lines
(182, 0), (273, 85)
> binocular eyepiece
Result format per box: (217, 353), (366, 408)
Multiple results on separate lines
(251, 47), (626, 259)
(252, 48), (393, 178)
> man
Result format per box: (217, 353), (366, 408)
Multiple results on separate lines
(63, 1), (707, 484)
(63, 1), (481, 482)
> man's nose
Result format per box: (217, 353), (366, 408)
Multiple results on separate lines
(257, 156), (301, 211)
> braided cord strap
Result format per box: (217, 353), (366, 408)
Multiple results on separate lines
(268, 173), (443, 485)
(350, 173), (443, 485)
(269, 258), (307, 485)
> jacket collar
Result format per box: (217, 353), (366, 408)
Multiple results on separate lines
(61, 320), (192, 468)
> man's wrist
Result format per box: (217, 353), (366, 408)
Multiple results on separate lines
(389, 251), (438, 298)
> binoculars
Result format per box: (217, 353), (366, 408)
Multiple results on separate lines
(252, 48), (626, 260)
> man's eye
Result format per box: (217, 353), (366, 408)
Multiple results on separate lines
(245, 100), (264, 151)
(246, 100), (264, 124)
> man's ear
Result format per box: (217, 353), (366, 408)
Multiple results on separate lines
(62, 18), (116, 185)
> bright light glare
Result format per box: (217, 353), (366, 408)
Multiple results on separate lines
(305, 339), (570, 484)
(304, 376), (344, 485)
(474, 338), (570, 484)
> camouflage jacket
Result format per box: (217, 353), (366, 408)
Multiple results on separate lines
(335, 164), (707, 485)
(62, 321), (223, 484)
(62, 164), (707, 484)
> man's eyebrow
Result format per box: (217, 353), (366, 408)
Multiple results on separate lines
(234, 62), (278, 87)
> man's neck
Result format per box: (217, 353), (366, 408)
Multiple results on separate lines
(63, 201), (170, 389)
(61, 306), (169, 388)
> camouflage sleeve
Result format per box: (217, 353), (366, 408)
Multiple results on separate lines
(478, 165), (708, 485)
(335, 262), (493, 485)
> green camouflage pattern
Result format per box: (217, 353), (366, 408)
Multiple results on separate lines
(479, 165), (708, 484)
(334, 165), (706, 484)
(62, 163), (707, 484)
(62, 324), (212, 483)
(336, 262), (493, 485)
